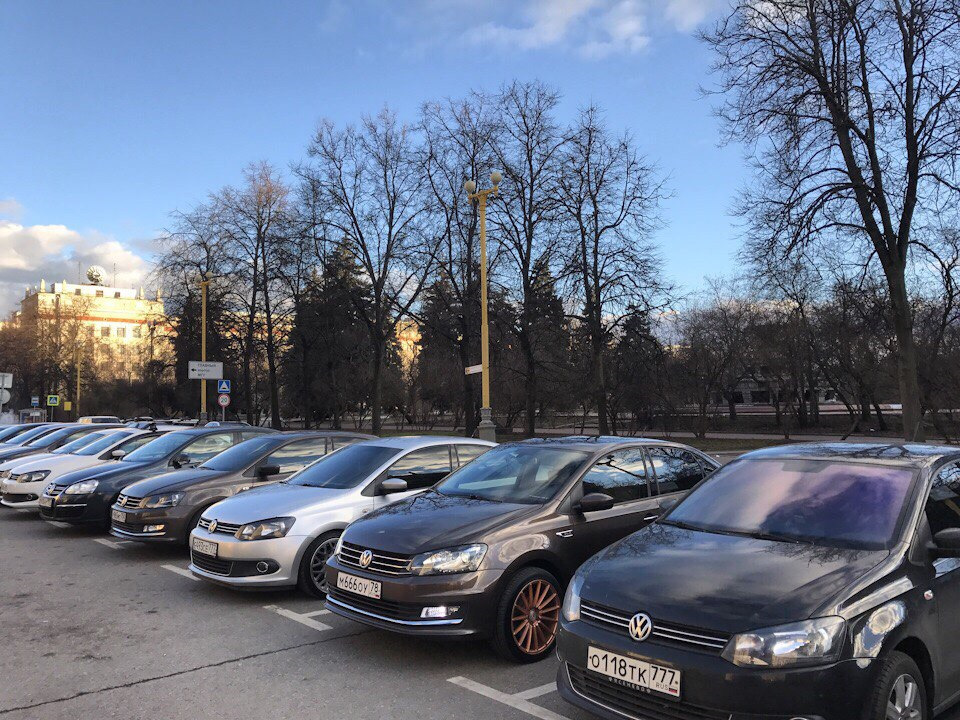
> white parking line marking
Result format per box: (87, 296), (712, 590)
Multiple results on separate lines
(301, 609), (331, 618)
(514, 683), (558, 701)
(162, 564), (200, 581)
(447, 677), (571, 720)
(46, 521), (70, 528)
(263, 605), (333, 632)
(93, 538), (131, 549)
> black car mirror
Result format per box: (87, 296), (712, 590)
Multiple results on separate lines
(111, 449), (126, 459)
(380, 478), (409, 494)
(658, 497), (679, 512)
(257, 465), (281, 478)
(578, 493), (615, 513)
(171, 453), (191, 469)
(931, 528), (960, 558)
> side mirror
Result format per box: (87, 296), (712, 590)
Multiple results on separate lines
(658, 497), (679, 512)
(257, 465), (281, 478)
(380, 478), (409, 494)
(171, 454), (191, 469)
(931, 528), (960, 559)
(111, 449), (126, 459)
(578, 492), (615, 513)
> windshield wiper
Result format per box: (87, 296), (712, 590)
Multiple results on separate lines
(745, 530), (815, 545)
(660, 519), (702, 532)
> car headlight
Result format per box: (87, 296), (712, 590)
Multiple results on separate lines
(64, 479), (99, 494)
(0, 470), (10, 479)
(17, 470), (51, 483)
(722, 617), (846, 668)
(141, 492), (184, 509)
(237, 517), (295, 540)
(334, 534), (345, 557)
(409, 544), (487, 575)
(562, 568), (587, 622)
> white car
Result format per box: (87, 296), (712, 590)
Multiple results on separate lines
(0, 427), (171, 509)
(189, 436), (495, 596)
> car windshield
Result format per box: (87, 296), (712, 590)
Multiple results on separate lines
(73, 430), (136, 457)
(26, 427), (87, 448)
(436, 445), (590, 505)
(52, 431), (112, 455)
(662, 458), (917, 550)
(10, 425), (58, 446)
(285, 444), (399, 489)
(200, 436), (281, 471)
(121, 432), (188, 463)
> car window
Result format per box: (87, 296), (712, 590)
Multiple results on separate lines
(927, 462), (960, 536)
(262, 438), (329, 473)
(286, 444), (400, 489)
(386, 446), (453, 490)
(649, 446), (707, 494)
(455, 444), (489, 467)
(330, 435), (366, 451)
(179, 433), (234, 464)
(0, 425), (29, 443)
(27, 427), (90, 448)
(239, 430), (267, 441)
(52, 431), (112, 455)
(108, 432), (161, 457)
(580, 447), (650, 504)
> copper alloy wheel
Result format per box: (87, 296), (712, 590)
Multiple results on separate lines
(510, 579), (560, 655)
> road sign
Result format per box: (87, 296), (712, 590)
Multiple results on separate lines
(217, 379), (231, 394)
(0, 372), (12, 389)
(0, 389), (9, 405)
(47, 395), (60, 407)
(465, 364), (483, 375)
(31, 396), (39, 407)
(63, 401), (72, 412)
(217, 394), (231, 408)
(188, 361), (224, 380)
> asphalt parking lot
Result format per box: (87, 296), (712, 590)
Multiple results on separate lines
(4, 495), (960, 720)
(0, 508), (598, 720)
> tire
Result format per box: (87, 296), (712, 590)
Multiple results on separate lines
(297, 531), (340, 598)
(491, 567), (562, 663)
(863, 650), (927, 720)
(182, 506), (212, 547)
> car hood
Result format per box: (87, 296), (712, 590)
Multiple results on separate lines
(56, 460), (155, 488)
(579, 523), (887, 634)
(342, 490), (535, 555)
(0, 452), (59, 472)
(199, 482), (351, 524)
(123, 468), (229, 496)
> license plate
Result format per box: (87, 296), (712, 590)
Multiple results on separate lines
(587, 646), (681, 698)
(39, 496), (53, 507)
(192, 537), (218, 557)
(336, 571), (381, 599)
(111, 509), (126, 523)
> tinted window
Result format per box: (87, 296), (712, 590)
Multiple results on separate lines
(200, 436), (282, 471)
(581, 447), (650, 503)
(437, 445), (590, 505)
(286, 444), (400, 489)
(110, 432), (162, 456)
(0, 425), (31, 443)
(179, 433), (234, 464)
(386, 446), (453, 490)
(70, 430), (135, 457)
(27, 427), (91, 448)
(122, 433), (192, 463)
(649, 447), (707, 494)
(261, 438), (328, 473)
(927, 462), (960, 535)
(455, 444), (489, 466)
(11, 425), (58, 445)
(52, 430), (113, 455)
(664, 459), (916, 550)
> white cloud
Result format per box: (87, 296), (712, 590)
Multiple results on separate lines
(0, 221), (151, 316)
(0, 198), (24, 221)
(664, 0), (723, 31)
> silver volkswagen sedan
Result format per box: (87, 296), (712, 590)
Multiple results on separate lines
(188, 435), (495, 596)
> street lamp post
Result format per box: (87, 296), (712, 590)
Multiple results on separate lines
(465, 171), (502, 443)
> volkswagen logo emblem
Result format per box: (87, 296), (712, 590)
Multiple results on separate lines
(629, 613), (652, 642)
(359, 549), (373, 568)
(208, 519), (218, 533)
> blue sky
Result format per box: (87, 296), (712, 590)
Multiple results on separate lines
(0, 0), (744, 313)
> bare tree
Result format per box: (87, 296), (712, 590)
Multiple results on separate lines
(706, 0), (960, 440)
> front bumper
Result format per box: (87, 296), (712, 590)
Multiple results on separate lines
(109, 504), (192, 544)
(323, 556), (500, 637)
(187, 527), (304, 588)
(556, 619), (875, 720)
(1, 478), (47, 508)
(39, 491), (110, 524)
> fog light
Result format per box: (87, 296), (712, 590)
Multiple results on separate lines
(256, 561), (269, 574)
(143, 524), (165, 532)
(421, 606), (459, 619)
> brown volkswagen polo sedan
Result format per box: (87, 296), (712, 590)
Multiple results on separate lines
(325, 436), (719, 662)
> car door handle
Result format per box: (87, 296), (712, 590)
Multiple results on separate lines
(643, 515), (659, 522)
(556, 529), (574, 538)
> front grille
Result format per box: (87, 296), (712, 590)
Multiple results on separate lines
(49, 483), (70, 496)
(198, 517), (243, 536)
(327, 588), (423, 621)
(116, 493), (143, 509)
(580, 601), (728, 653)
(112, 519), (146, 534)
(338, 542), (412, 576)
(567, 664), (727, 720)
(191, 550), (233, 575)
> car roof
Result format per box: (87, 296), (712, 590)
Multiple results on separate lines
(738, 442), (960, 469)
(277, 430), (378, 439)
(360, 435), (494, 450)
(510, 435), (695, 453)
(170, 425), (274, 437)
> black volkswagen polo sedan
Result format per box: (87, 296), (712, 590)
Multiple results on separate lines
(557, 443), (960, 720)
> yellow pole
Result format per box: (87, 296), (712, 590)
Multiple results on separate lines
(478, 194), (491, 411)
(201, 279), (208, 420)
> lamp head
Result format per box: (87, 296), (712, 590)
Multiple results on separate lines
(490, 170), (502, 187)
(464, 179), (477, 194)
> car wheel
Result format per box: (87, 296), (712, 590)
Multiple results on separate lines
(492, 567), (561, 663)
(863, 650), (927, 720)
(297, 532), (340, 598)
(183, 507), (210, 547)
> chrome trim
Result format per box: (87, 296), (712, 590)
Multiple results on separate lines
(325, 595), (462, 626)
(110, 527), (166, 538)
(934, 557), (960, 579)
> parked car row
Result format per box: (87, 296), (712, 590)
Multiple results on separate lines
(4, 420), (960, 720)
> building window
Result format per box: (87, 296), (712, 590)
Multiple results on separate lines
(133, 327), (142, 338)
(116, 327), (126, 339)
(114, 292), (121, 298)
(95, 290), (104, 298)
(86, 326), (94, 338)
(101, 326), (110, 338)
(74, 289), (81, 296)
